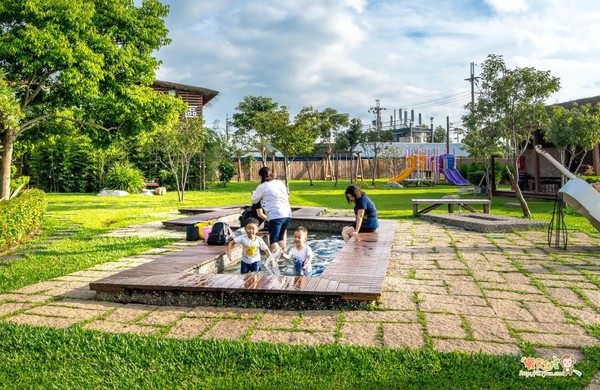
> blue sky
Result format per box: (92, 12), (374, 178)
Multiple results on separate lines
(151, 0), (600, 134)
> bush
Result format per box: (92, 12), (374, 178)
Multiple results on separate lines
(0, 189), (47, 252)
(583, 176), (600, 184)
(103, 162), (145, 193)
(457, 163), (468, 180)
(218, 160), (236, 188)
(467, 171), (485, 186)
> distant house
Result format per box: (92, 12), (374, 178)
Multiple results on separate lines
(151, 80), (219, 119)
(494, 95), (600, 197)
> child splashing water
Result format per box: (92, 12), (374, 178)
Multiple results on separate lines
(227, 218), (271, 274)
(282, 226), (313, 276)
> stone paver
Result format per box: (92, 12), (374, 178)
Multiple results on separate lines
(2, 217), (600, 361)
(425, 313), (467, 338)
(433, 339), (521, 355)
(165, 318), (213, 339)
(340, 322), (381, 346)
(250, 329), (335, 345)
(202, 319), (255, 340)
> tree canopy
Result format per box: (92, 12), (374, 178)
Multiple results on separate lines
(462, 54), (560, 217)
(546, 103), (600, 172)
(0, 0), (184, 199)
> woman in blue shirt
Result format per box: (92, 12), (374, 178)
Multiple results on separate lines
(342, 184), (379, 242)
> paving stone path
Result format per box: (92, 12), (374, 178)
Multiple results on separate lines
(2, 218), (600, 371)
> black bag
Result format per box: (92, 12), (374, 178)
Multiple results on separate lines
(186, 224), (200, 241)
(207, 222), (234, 245)
(239, 203), (266, 227)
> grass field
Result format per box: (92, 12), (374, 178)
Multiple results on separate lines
(1, 180), (599, 389)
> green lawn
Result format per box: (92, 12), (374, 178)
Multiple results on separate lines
(1, 180), (599, 389)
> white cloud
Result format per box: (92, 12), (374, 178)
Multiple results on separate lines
(484, 0), (529, 13)
(154, 0), (600, 130)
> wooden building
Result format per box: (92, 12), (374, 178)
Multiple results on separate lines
(492, 95), (600, 198)
(151, 80), (218, 119)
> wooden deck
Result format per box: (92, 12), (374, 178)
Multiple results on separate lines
(162, 206), (328, 230)
(90, 208), (396, 308)
(412, 198), (491, 216)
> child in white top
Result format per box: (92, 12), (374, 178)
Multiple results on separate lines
(282, 226), (313, 276)
(227, 218), (271, 274)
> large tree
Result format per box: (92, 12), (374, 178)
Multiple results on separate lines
(231, 96), (280, 165)
(462, 54), (560, 217)
(0, 0), (184, 199)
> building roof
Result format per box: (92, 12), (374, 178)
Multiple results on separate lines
(553, 95), (600, 110)
(152, 80), (219, 105)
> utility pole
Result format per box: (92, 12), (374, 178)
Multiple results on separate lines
(465, 62), (478, 112)
(368, 99), (386, 185)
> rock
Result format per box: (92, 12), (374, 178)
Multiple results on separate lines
(386, 182), (402, 188)
(140, 189), (155, 196)
(155, 186), (167, 195)
(97, 189), (129, 197)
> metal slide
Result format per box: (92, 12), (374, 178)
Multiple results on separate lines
(535, 146), (600, 232)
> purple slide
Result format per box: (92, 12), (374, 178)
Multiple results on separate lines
(442, 168), (469, 186)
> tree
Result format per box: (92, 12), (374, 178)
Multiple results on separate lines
(362, 125), (394, 185)
(0, 0), (184, 199)
(0, 72), (24, 199)
(546, 103), (600, 177)
(316, 108), (349, 186)
(433, 125), (447, 143)
(336, 118), (366, 183)
(148, 116), (207, 201)
(231, 96), (279, 165)
(462, 54), (560, 217)
(271, 106), (321, 188)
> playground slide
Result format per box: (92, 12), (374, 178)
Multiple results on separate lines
(388, 166), (416, 183)
(442, 168), (469, 186)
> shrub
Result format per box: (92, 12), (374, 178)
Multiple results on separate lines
(218, 160), (236, 188)
(467, 171), (485, 186)
(103, 162), (145, 193)
(583, 175), (600, 184)
(0, 189), (47, 252)
(457, 163), (468, 180)
(29, 134), (98, 193)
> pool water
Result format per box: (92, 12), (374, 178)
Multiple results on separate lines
(221, 230), (345, 276)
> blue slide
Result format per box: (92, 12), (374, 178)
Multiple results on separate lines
(442, 168), (469, 186)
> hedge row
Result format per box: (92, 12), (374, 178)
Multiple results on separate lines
(0, 189), (47, 252)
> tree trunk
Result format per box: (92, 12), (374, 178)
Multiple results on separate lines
(283, 155), (289, 192)
(506, 163), (531, 218)
(1, 130), (16, 200)
(304, 160), (314, 186)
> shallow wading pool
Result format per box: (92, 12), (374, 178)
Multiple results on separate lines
(90, 207), (396, 310)
(210, 231), (345, 276)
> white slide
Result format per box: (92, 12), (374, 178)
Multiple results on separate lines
(535, 146), (600, 232)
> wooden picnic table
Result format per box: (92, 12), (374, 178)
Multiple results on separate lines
(412, 198), (491, 216)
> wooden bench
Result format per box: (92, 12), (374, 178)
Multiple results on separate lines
(412, 198), (491, 216)
(144, 177), (160, 189)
